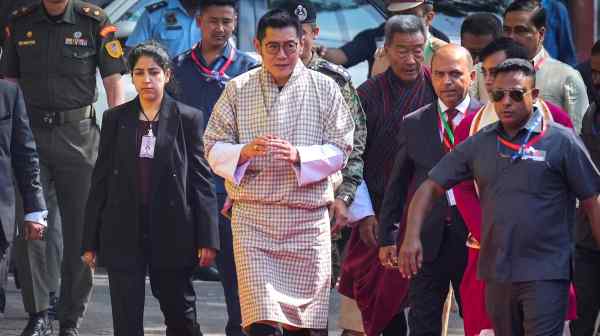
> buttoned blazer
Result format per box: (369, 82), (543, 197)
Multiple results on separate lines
(83, 94), (219, 270)
(379, 99), (481, 262)
(0, 79), (45, 255)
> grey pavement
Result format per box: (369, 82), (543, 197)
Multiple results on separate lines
(1, 271), (465, 335)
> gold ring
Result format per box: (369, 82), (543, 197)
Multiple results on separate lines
(254, 145), (259, 151)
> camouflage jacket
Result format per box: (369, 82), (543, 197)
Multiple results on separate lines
(306, 52), (367, 205)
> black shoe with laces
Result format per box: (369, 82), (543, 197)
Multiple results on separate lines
(20, 313), (52, 336)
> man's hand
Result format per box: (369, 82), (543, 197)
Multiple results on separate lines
(239, 136), (271, 165)
(82, 251), (97, 269)
(371, 48), (389, 77)
(330, 199), (350, 235)
(269, 137), (299, 163)
(358, 215), (378, 247)
(23, 221), (45, 240)
(398, 237), (423, 278)
(221, 196), (233, 219)
(198, 248), (217, 267)
(378, 245), (398, 269)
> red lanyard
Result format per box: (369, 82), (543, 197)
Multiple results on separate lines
(497, 121), (547, 153)
(190, 44), (236, 78)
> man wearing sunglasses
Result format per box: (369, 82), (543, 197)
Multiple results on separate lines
(503, 0), (588, 133)
(203, 9), (354, 336)
(399, 58), (600, 336)
(452, 36), (576, 336)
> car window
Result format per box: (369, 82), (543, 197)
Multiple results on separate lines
(267, 0), (386, 84)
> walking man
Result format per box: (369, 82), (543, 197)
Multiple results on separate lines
(203, 9), (353, 336)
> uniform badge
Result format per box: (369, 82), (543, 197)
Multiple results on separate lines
(26, 31), (32, 38)
(294, 5), (308, 22)
(105, 40), (124, 58)
(65, 31), (88, 47)
(94, 10), (100, 16)
(83, 7), (90, 13)
(165, 12), (178, 25)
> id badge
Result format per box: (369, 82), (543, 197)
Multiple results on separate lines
(140, 135), (156, 158)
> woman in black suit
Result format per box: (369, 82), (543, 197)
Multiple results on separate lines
(82, 41), (219, 336)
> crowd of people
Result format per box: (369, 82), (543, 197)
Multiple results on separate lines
(1, 0), (600, 336)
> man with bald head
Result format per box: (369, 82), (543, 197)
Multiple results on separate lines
(378, 44), (481, 335)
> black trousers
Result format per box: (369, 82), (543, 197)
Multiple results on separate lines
(486, 280), (568, 336)
(571, 247), (600, 336)
(408, 221), (468, 336)
(107, 265), (200, 336)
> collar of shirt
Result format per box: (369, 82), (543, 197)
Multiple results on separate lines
(532, 47), (549, 69)
(195, 41), (233, 68)
(34, 0), (76, 24)
(438, 95), (470, 124)
(493, 106), (543, 140)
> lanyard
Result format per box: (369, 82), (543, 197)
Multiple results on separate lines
(140, 109), (159, 137)
(497, 114), (545, 162)
(190, 43), (236, 80)
(438, 108), (455, 149)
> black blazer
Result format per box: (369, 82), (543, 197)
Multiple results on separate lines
(0, 80), (45, 256)
(378, 99), (481, 262)
(83, 94), (219, 270)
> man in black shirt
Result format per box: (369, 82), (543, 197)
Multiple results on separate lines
(399, 59), (600, 335)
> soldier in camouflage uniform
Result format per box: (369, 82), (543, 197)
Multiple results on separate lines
(277, 0), (368, 286)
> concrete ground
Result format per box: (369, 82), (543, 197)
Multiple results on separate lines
(1, 271), (465, 335)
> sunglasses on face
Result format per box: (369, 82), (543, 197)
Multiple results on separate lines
(490, 89), (531, 102)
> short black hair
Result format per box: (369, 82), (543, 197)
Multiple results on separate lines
(256, 9), (302, 42)
(491, 58), (536, 84)
(592, 40), (600, 56)
(199, 0), (237, 12)
(384, 15), (427, 45)
(504, 0), (546, 30)
(461, 13), (502, 38)
(479, 37), (530, 63)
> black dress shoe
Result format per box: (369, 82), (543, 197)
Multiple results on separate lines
(20, 315), (52, 336)
(192, 265), (220, 282)
(58, 327), (79, 336)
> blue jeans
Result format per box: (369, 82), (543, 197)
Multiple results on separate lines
(215, 194), (242, 336)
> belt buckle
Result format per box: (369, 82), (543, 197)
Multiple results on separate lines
(42, 111), (57, 126)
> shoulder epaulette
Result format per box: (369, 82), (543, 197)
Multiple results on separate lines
(75, 1), (106, 22)
(317, 60), (351, 83)
(8, 3), (38, 21)
(146, 1), (168, 13)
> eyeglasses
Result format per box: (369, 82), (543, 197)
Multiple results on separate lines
(263, 41), (299, 56)
(490, 89), (532, 102)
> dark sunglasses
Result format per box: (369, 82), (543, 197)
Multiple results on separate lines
(490, 89), (532, 102)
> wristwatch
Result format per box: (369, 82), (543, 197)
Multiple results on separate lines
(338, 194), (352, 206)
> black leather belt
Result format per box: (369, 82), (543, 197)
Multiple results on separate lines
(30, 106), (94, 128)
